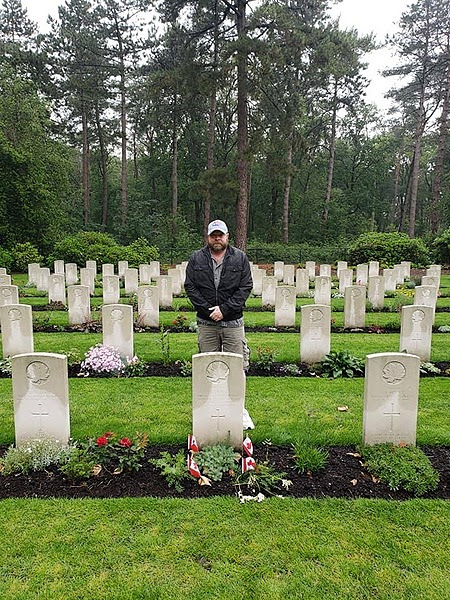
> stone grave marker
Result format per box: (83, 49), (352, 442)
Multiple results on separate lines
(137, 286), (159, 327)
(295, 268), (309, 296)
(48, 274), (66, 305)
(421, 275), (438, 288)
(0, 274), (11, 286)
(319, 264), (331, 278)
(86, 260), (97, 273)
(68, 285), (91, 325)
(156, 275), (173, 307)
(401, 261), (411, 279)
(139, 264), (151, 285)
(0, 267), (6, 275)
(0, 304), (34, 357)
(28, 263), (40, 286)
(176, 264), (186, 287)
(275, 286), (296, 326)
(337, 261), (347, 278)
(338, 268), (353, 294)
(102, 263), (115, 277)
(363, 352), (420, 445)
(261, 275), (277, 307)
(12, 352), (70, 447)
(305, 261), (316, 280)
(167, 268), (182, 295)
(414, 285), (437, 322)
(368, 261), (379, 277)
(103, 275), (120, 304)
(344, 285), (366, 328)
(426, 267), (440, 288)
(0, 285), (19, 307)
(399, 305), (433, 361)
(300, 304), (331, 363)
(54, 260), (65, 275)
(65, 263), (78, 286)
(368, 276), (385, 309)
(102, 304), (134, 359)
(118, 261), (129, 279)
(393, 264), (404, 285)
(274, 261), (284, 281)
(124, 268), (139, 295)
(80, 267), (95, 295)
(251, 268), (265, 295)
(356, 264), (368, 285)
(150, 261), (160, 280)
(192, 352), (245, 449)
(283, 265), (295, 286)
(314, 275), (331, 305)
(37, 268), (50, 292)
(383, 268), (397, 292)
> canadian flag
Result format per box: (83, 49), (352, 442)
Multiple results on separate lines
(242, 456), (256, 473)
(187, 455), (201, 478)
(187, 434), (199, 453)
(243, 436), (253, 457)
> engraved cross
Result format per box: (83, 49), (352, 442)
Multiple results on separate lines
(383, 402), (401, 432)
(31, 403), (50, 432)
(211, 408), (226, 432)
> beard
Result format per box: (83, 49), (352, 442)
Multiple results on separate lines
(208, 240), (227, 252)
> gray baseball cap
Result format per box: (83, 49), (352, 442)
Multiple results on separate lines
(207, 220), (228, 235)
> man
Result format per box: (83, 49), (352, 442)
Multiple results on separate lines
(185, 219), (253, 362)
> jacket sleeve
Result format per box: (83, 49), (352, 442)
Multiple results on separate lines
(220, 253), (253, 318)
(184, 254), (211, 311)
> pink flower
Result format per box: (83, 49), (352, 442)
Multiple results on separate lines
(119, 437), (132, 448)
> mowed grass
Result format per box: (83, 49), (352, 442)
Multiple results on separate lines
(0, 497), (449, 600)
(0, 376), (448, 446)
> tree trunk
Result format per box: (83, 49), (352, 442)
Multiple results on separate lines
(81, 95), (90, 227)
(391, 151), (402, 226)
(431, 56), (450, 234)
(95, 100), (109, 232)
(321, 78), (338, 235)
(408, 96), (426, 238)
(171, 98), (178, 227)
(282, 128), (294, 244)
(234, 0), (249, 251)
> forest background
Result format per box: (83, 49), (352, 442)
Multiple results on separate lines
(0, 0), (449, 264)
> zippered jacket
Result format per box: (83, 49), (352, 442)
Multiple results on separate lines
(184, 245), (253, 322)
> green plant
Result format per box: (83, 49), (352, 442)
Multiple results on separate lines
(279, 363), (302, 376)
(348, 232), (430, 266)
(58, 348), (82, 367)
(254, 346), (277, 372)
(171, 313), (188, 332)
(0, 438), (65, 475)
(195, 444), (240, 482)
(292, 442), (328, 474)
(124, 237), (159, 267)
(176, 359), (192, 377)
(360, 444), (439, 497)
(320, 351), (364, 378)
(437, 325), (450, 333)
(0, 356), (12, 376)
(10, 242), (42, 273)
(234, 461), (288, 494)
(123, 356), (147, 377)
(159, 325), (171, 365)
(390, 293), (414, 312)
(79, 432), (149, 474)
(59, 447), (98, 481)
(433, 227), (450, 264)
(0, 247), (12, 270)
(151, 450), (190, 492)
(420, 362), (441, 375)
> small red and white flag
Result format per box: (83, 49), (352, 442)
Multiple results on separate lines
(187, 434), (199, 453)
(242, 456), (256, 473)
(187, 455), (201, 478)
(243, 436), (253, 457)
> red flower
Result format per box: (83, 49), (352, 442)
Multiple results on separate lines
(104, 432), (114, 438)
(96, 436), (108, 447)
(119, 437), (132, 448)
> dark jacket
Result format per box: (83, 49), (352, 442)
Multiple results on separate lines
(184, 245), (253, 321)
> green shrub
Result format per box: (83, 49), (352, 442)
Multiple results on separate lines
(246, 242), (345, 264)
(10, 242), (42, 273)
(360, 444), (439, 497)
(59, 447), (98, 481)
(0, 247), (12, 270)
(292, 442), (328, 474)
(0, 438), (65, 474)
(347, 232), (430, 267)
(151, 450), (190, 492)
(50, 231), (119, 265)
(320, 351), (364, 378)
(195, 444), (240, 482)
(124, 237), (159, 267)
(433, 227), (450, 264)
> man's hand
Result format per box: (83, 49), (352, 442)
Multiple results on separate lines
(209, 306), (223, 321)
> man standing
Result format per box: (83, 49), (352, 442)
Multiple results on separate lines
(185, 219), (253, 362)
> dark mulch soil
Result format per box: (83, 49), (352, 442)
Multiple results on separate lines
(0, 444), (448, 501)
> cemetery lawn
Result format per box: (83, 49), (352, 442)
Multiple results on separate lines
(0, 497), (449, 600)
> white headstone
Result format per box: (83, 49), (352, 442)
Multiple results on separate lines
(314, 276), (331, 305)
(167, 268), (182, 295)
(28, 263), (40, 286)
(102, 304), (134, 359)
(137, 286), (159, 327)
(37, 268), (50, 292)
(300, 304), (331, 364)
(261, 276), (277, 307)
(393, 264), (404, 285)
(344, 285), (366, 329)
(65, 263), (78, 286)
(251, 268), (265, 295)
(68, 285), (91, 325)
(421, 275), (438, 288)
(0, 267), (7, 275)
(86, 260), (97, 273)
(368, 276), (385, 309)
(383, 268), (397, 292)
(401, 261), (411, 279)
(319, 264), (331, 278)
(274, 261), (284, 281)
(338, 268), (353, 294)
(139, 264), (151, 285)
(283, 265), (295, 285)
(12, 352), (70, 447)
(0, 285), (19, 307)
(149, 261), (160, 280)
(337, 261), (347, 278)
(118, 260), (129, 279)
(368, 261), (379, 277)
(295, 268), (309, 296)
(275, 286), (296, 326)
(0, 304), (34, 358)
(0, 274), (12, 286)
(156, 275), (173, 308)
(103, 275), (120, 304)
(363, 352), (420, 446)
(80, 267), (95, 295)
(54, 260), (65, 275)
(305, 261), (316, 280)
(192, 352), (245, 449)
(102, 263), (115, 277)
(124, 268), (139, 296)
(177, 263), (186, 286)
(414, 285), (437, 322)
(400, 305), (433, 361)
(426, 267), (440, 288)
(356, 264), (368, 286)
(48, 274), (66, 305)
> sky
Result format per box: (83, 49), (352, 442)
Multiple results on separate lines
(22, 0), (412, 111)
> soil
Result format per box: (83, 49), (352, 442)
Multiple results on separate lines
(0, 444), (448, 501)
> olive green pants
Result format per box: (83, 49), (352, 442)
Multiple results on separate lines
(197, 324), (249, 369)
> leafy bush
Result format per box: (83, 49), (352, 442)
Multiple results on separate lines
(320, 351), (364, 378)
(0, 247), (12, 270)
(234, 460), (289, 494)
(78, 431), (149, 474)
(360, 444), (439, 497)
(59, 447), (98, 481)
(124, 237), (159, 267)
(0, 438), (65, 474)
(195, 444), (240, 481)
(10, 242), (42, 273)
(292, 442), (328, 474)
(254, 346), (277, 372)
(151, 450), (190, 492)
(347, 232), (430, 267)
(433, 227), (450, 264)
